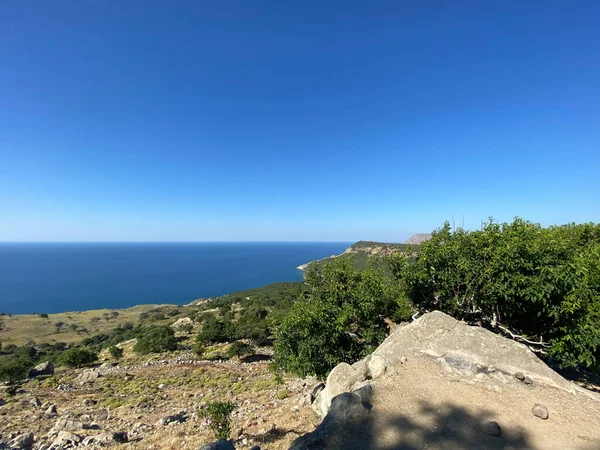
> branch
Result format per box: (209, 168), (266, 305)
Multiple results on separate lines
(496, 324), (551, 348)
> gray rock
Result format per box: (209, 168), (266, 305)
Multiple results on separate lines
(26, 396), (41, 408)
(9, 432), (34, 449)
(479, 420), (502, 437)
(157, 411), (187, 426)
(290, 392), (371, 450)
(82, 398), (97, 407)
(49, 417), (85, 435)
(45, 405), (57, 415)
(249, 447), (261, 450)
(49, 431), (80, 449)
(198, 439), (235, 450)
(532, 403), (549, 420)
(81, 432), (128, 446)
(29, 361), (54, 378)
(75, 370), (99, 385)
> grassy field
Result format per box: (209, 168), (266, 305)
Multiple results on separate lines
(0, 304), (183, 346)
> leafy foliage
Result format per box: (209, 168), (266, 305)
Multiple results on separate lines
(108, 345), (123, 360)
(133, 325), (178, 354)
(0, 355), (33, 384)
(274, 257), (411, 378)
(202, 401), (236, 440)
(227, 341), (254, 359)
(388, 218), (600, 370)
(58, 347), (98, 368)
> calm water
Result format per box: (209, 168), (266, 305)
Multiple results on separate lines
(0, 242), (350, 314)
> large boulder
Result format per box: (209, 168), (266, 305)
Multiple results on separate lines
(29, 361), (54, 378)
(313, 311), (584, 417)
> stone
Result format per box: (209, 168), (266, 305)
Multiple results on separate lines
(81, 432), (128, 446)
(158, 383), (167, 389)
(290, 392), (371, 450)
(50, 430), (80, 448)
(367, 354), (387, 379)
(515, 372), (525, 381)
(9, 432), (34, 449)
(479, 420), (502, 437)
(249, 447), (261, 450)
(312, 362), (369, 416)
(532, 403), (549, 420)
(49, 417), (85, 435)
(83, 398), (97, 407)
(29, 361), (54, 378)
(198, 439), (235, 450)
(75, 370), (99, 385)
(156, 411), (187, 426)
(26, 396), (41, 408)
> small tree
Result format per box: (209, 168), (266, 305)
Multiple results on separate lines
(0, 356), (32, 385)
(54, 321), (65, 333)
(59, 348), (98, 368)
(133, 326), (178, 354)
(108, 345), (123, 360)
(69, 324), (79, 332)
(202, 401), (236, 440)
(90, 317), (101, 325)
(110, 311), (120, 319)
(227, 341), (254, 360)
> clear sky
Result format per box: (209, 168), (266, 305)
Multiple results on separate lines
(1, 1), (598, 242)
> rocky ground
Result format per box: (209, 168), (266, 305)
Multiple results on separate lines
(0, 351), (320, 450)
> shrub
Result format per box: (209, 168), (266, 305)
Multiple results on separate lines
(197, 315), (225, 344)
(202, 401), (236, 440)
(0, 356), (33, 385)
(274, 258), (411, 378)
(108, 345), (123, 360)
(389, 218), (600, 371)
(227, 341), (254, 359)
(59, 348), (98, 368)
(133, 326), (178, 354)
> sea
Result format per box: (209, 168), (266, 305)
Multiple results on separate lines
(0, 242), (350, 315)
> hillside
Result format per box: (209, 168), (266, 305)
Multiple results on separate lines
(296, 239), (420, 271)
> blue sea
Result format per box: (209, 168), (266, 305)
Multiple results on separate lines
(0, 242), (350, 314)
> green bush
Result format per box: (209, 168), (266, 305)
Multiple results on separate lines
(108, 345), (123, 360)
(227, 341), (254, 359)
(133, 325), (178, 354)
(0, 356), (33, 385)
(202, 401), (236, 440)
(58, 348), (98, 368)
(274, 257), (411, 378)
(388, 218), (600, 370)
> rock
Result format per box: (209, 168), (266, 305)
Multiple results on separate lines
(49, 431), (80, 449)
(367, 354), (387, 379)
(156, 411), (187, 426)
(158, 383), (167, 389)
(198, 440), (235, 450)
(532, 403), (549, 420)
(82, 398), (97, 407)
(290, 392), (371, 449)
(26, 396), (41, 408)
(171, 317), (194, 329)
(81, 432), (128, 446)
(44, 405), (57, 418)
(9, 432), (34, 449)
(313, 362), (369, 416)
(310, 383), (325, 403)
(249, 447), (261, 450)
(29, 361), (54, 378)
(75, 370), (99, 385)
(479, 420), (502, 437)
(515, 372), (525, 381)
(49, 417), (86, 435)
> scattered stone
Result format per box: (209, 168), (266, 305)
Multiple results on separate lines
(83, 398), (97, 407)
(75, 370), (99, 385)
(26, 396), (41, 408)
(29, 361), (54, 378)
(44, 404), (57, 417)
(156, 411), (187, 426)
(532, 403), (549, 420)
(50, 430), (81, 448)
(198, 439), (236, 450)
(9, 432), (34, 449)
(81, 431), (128, 446)
(49, 417), (86, 435)
(158, 383), (167, 389)
(479, 420), (502, 437)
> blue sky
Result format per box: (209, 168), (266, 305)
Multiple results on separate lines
(1, 1), (598, 242)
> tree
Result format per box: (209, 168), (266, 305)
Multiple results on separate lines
(389, 218), (600, 371)
(109, 311), (120, 319)
(0, 356), (32, 387)
(54, 322), (65, 333)
(108, 345), (123, 360)
(197, 315), (225, 344)
(69, 324), (79, 332)
(133, 326), (178, 354)
(90, 317), (101, 325)
(274, 258), (411, 378)
(227, 341), (254, 359)
(59, 348), (98, 368)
